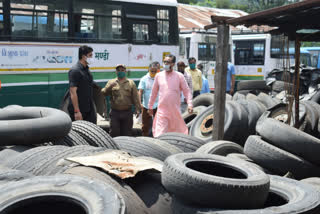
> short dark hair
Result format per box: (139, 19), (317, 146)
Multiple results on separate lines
(165, 54), (176, 63)
(177, 61), (186, 67)
(188, 57), (196, 63)
(149, 62), (159, 69)
(78, 45), (93, 60)
(197, 64), (204, 70)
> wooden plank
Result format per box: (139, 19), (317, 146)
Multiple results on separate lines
(294, 38), (301, 128)
(212, 24), (229, 141)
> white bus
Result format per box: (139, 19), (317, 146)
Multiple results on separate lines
(232, 33), (313, 81)
(179, 30), (233, 90)
(0, 0), (179, 108)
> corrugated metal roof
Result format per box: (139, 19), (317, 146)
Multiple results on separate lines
(178, 3), (248, 32)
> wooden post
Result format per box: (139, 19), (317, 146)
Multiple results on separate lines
(294, 37), (301, 128)
(212, 23), (229, 140)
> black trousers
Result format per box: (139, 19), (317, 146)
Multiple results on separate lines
(110, 109), (133, 137)
(193, 90), (201, 98)
(69, 110), (97, 124)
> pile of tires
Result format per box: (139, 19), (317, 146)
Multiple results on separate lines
(243, 112), (320, 180)
(186, 92), (281, 145)
(3, 104), (320, 213)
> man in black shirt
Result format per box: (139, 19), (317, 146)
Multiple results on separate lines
(68, 45), (97, 124)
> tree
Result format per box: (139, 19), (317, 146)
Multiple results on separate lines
(216, 0), (231, 8)
(178, 0), (197, 4)
(196, 0), (216, 7)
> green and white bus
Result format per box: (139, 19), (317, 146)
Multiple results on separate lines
(0, 0), (179, 108)
(232, 33), (313, 81)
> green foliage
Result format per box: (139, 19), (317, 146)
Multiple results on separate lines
(183, 0), (299, 13)
(302, 42), (320, 47)
(178, 0), (197, 4)
(216, 0), (231, 8)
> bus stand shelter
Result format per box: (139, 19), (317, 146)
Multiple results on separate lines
(205, 0), (320, 140)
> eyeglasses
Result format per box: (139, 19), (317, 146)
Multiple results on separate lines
(164, 61), (172, 63)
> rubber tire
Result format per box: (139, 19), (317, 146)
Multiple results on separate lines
(311, 90), (320, 104)
(197, 175), (320, 214)
(137, 137), (183, 154)
(196, 141), (243, 156)
(52, 130), (89, 146)
(0, 175), (126, 214)
(126, 171), (173, 214)
(114, 136), (175, 161)
(244, 135), (320, 179)
(300, 177), (320, 191)
(226, 153), (253, 162)
(267, 103), (307, 129)
(0, 146), (33, 165)
(236, 99), (265, 135)
(232, 92), (246, 101)
(257, 93), (280, 109)
(72, 120), (119, 149)
(237, 80), (270, 91)
(272, 81), (294, 93)
(306, 101), (320, 137)
(0, 167), (33, 185)
(182, 106), (207, 129)
(246, 93), (258, 100)
(186, 101), (248, 144)
(0, 107), (72, 145)
(5, 146), (68, 171)
(31, 145), (108, 176)
(162, 153), (270, 208)
(226, 153), (269, 173)
(192, 93), (214, 107)
(157, 132), (206, 152)
(65, 166), (150, 214)
(301, 101), (320, 137)
(256, 118), (320, 166)
(224, 101), (249, 145)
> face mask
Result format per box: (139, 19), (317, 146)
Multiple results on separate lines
(117, 71), (126, 78)
(163, 64), (171, 71)
(149, 71), (156, 78)
(190, 64), (196, 70)
(86, 57), (94, 65)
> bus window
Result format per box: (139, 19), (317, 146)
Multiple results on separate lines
(0, 0), (3, 36)
(198, 43), (216, 61)
(271, 35), (295, 58)
(235, 40), (265, 65)
(133, 23), (149, 41)
(157, 9), (169, 44)
(73, 0), (122, 41)
(179, 37), (186, 56)
(10, 0), (69, 39)
(186, 37), (190, 59)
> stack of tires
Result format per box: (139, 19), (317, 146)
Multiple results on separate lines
(185, 91), (280, 145)
(243, 113), (320, 180)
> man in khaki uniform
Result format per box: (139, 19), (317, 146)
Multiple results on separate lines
(101, 64), (141, 137)
(185, 57), (202, 98)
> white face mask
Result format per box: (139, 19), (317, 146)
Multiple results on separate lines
(86, 57), (94, 65)
(163, 64), (171, 71)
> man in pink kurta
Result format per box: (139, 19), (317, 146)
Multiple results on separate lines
(148, 55), (193, 137)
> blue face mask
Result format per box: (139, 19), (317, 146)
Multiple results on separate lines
(117, 71), (126, 78)
(190, 64), (196, 70)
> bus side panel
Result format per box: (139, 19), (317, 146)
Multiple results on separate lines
(0, 85), (49, 107)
